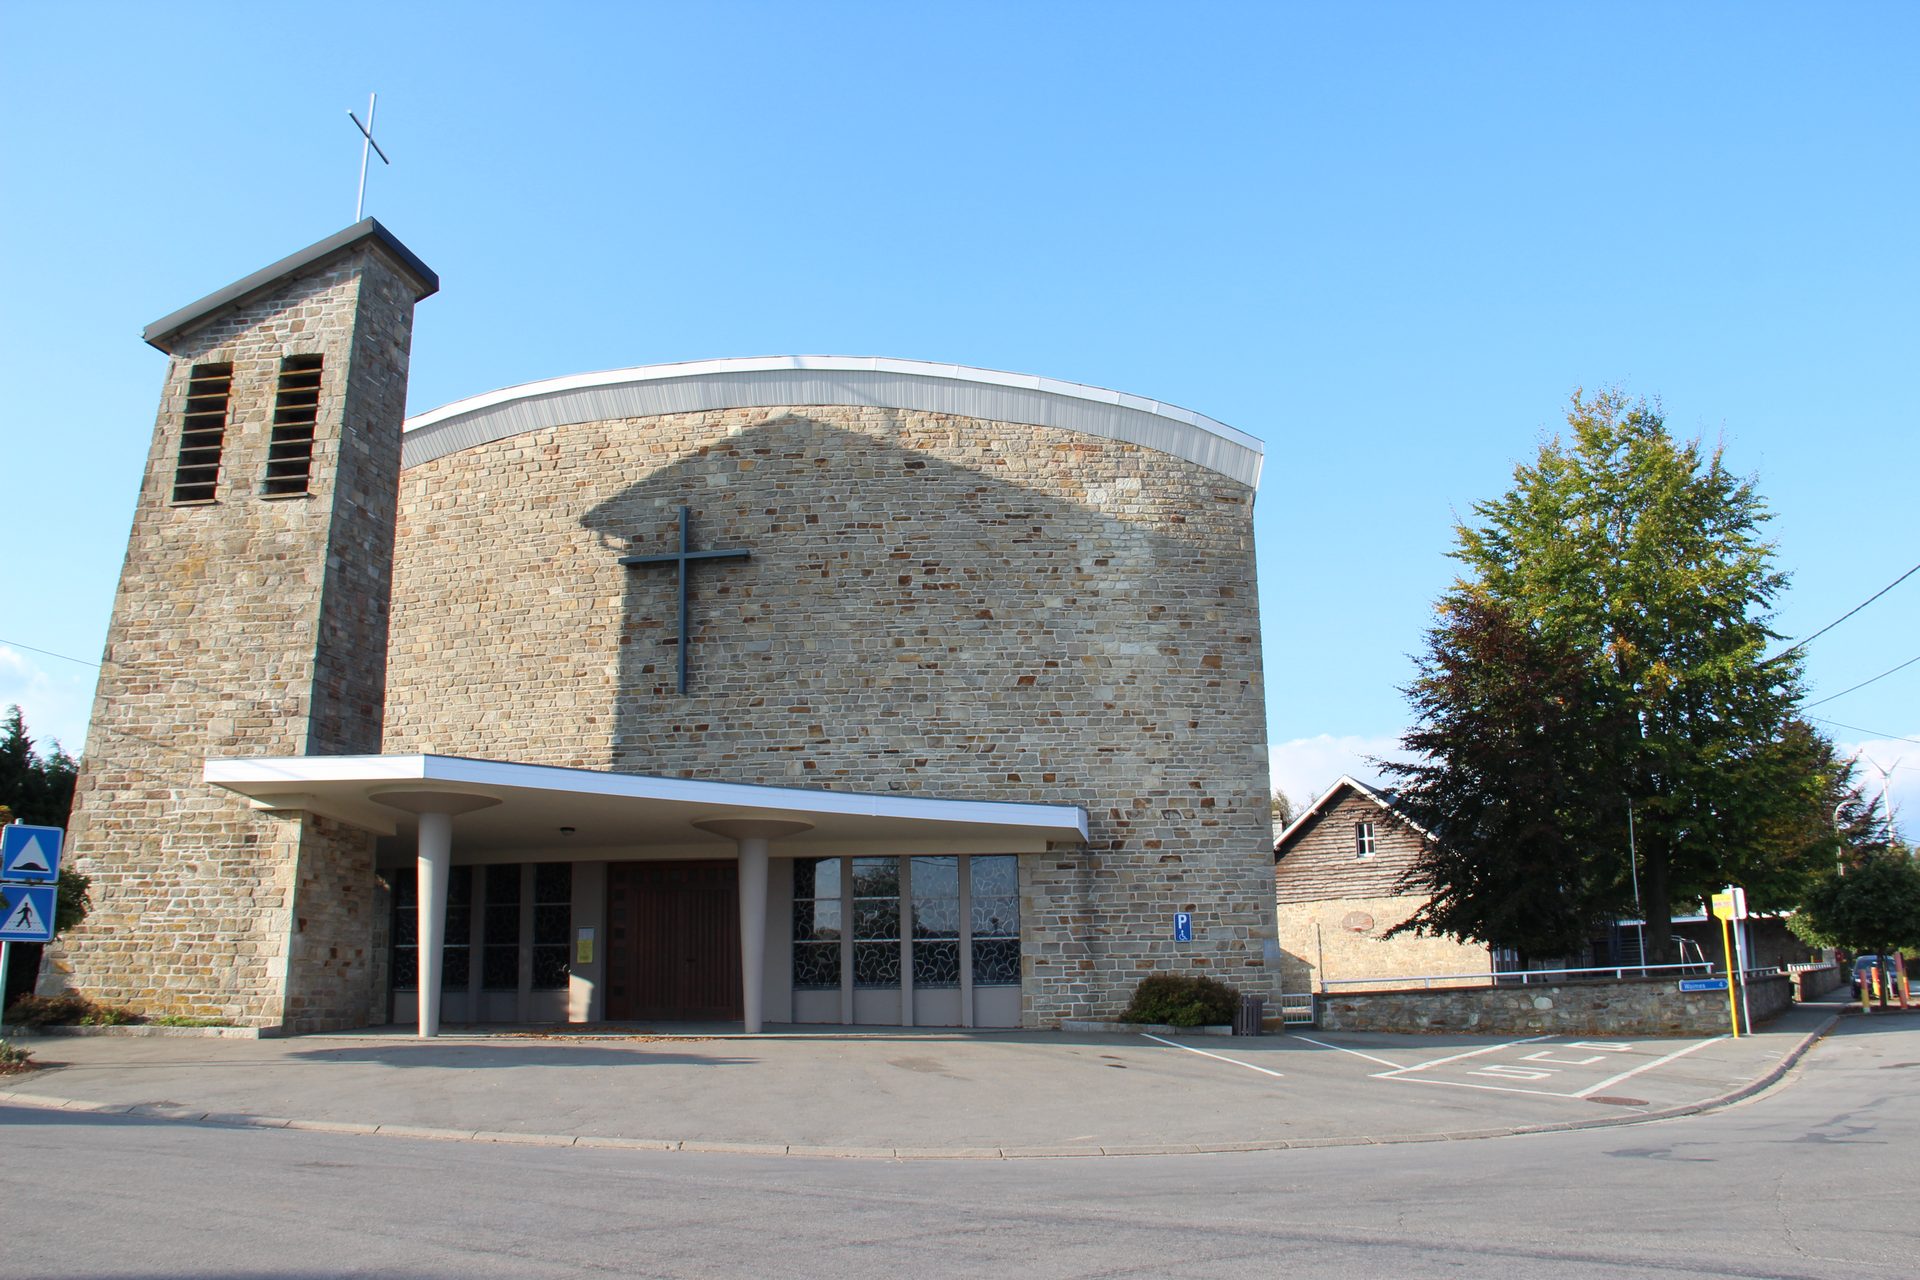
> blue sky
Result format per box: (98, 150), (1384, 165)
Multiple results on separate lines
(2, 2), (1915, 832)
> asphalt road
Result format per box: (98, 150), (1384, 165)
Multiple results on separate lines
(4, 1015), (1914, 1279)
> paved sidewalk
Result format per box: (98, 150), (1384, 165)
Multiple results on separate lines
(0, 998), (1856, 1158)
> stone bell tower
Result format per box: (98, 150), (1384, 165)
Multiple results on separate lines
(45, 221), (437, 1030)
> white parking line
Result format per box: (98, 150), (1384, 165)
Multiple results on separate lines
(1139, 1033), (1285, 1079)
(1573, 1036), (1725, 1098)
(1392, 1035), (1553, 1074)
(1292, 1035), (1406, 1070)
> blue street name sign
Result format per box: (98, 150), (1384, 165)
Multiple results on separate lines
(0, 883), (56, 943)
(1679, 977), (1728, 992)
(1, 823), (64, 884)
(1173, 912), (1193, 943)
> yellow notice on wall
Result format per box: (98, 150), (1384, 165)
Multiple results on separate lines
(576, 927), (595, 966)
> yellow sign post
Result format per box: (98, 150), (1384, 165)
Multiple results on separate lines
(1710, 889), (1741, 1038)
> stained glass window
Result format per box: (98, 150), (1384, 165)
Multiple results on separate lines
(482, 864), (522, 991)
(792, 857), (843, 990)
(970, 856), (1020, 986)
(853, 856), (901, 988)
(531, 862), (571, 991)
(912, 856), (961, 987)
(391, 865), (472, 992)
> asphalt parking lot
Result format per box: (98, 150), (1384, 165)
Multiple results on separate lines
(0, 997), (1846, 1156)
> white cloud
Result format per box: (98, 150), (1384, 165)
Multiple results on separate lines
(1268, 733), (1413, 810)
(0, 646), (97, 758)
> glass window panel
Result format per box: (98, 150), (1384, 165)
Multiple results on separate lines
(445, 904), (472, 944)
(970, 895), (1020, 939)
(793, 941), (840, 989)
(853, 900), (899, 940)
(531, 945), (569, 990)
(484, 904), (521, 945)
(793, 898), (842, 942)
(534, 862), (571, 904)
(972, 937), (1021, 985)
(913, 939), (961, 987)
(970, 855), (1017, 898)
(485, 864), (522, 905)
(442, 948), (469, 990)
(794, 856), (840, 902)
(482, 945), (519, 990)
(533, 904), (569, 946)
(854, 941), (901, 988)
(393, 874), (417, 909)
(913, 856), (958, 898)
(852, 856), (899, 898)
(392, 949), (417, 987)
(448, 866), (473, 906)
(392, 911), (418, 947)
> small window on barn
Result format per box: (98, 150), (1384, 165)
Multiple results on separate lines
(262, 354), (323, 496)
(171, 363), (232, 503)
(1355, 821), (1377, 859)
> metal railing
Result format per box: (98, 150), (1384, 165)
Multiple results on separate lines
(1320, 961), (1718, 993)
(1276, 992), (1315, 1024)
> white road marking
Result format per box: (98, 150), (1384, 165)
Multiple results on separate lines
(1573, 1036), (1726, 1098)
(1470, 1065), (1556, 1081)
(1566, 1041), (1637, 1052)
(1521, 1050), (1608, 1066)
(1372, 1073), (1587, 1099)
(1392, 1035), (1553, 1074)
(1139, 1033), (1285, 1079)
(1292, 1035), (1406, 1070)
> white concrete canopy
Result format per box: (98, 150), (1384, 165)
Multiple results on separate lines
(205, 753), (1090, 857)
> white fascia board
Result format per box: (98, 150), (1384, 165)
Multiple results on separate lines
(400, 355), (1263, 487)
(206, 753), (1090, 841)
(1273, 773), (1427, 850)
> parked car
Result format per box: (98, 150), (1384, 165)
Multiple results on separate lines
(1852, 954), (1902, 998)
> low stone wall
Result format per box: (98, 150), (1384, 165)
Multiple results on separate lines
(1318, 973), (1794, 1037)
(1794, 965), (1844, 1001)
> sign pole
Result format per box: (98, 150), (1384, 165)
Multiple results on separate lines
(1719, 914), (1740, 1038)
(0, 939), (10, 1034)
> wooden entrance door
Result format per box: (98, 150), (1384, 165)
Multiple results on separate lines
(605, 860), (742, 1021)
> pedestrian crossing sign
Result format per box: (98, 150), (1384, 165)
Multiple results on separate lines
(0, 883), (56, 942)
(1, 823), (63, 884)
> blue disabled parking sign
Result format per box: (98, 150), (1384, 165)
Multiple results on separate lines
(1, 823), (63, 884)
(0, 883), (56, 942)
(1173, 912), (1193, 942)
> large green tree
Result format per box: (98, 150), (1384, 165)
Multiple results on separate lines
(1388, 391), (1804, 962)
(1791, 849), (1920, 1004)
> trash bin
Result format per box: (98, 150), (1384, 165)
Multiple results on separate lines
(1233, 994), (1265, 1036)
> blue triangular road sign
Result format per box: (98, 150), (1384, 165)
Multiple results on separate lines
(0, 884), (55, 941)
(1, 824), (63, 883)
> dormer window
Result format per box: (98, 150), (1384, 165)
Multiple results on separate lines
(1355, 820), (1377, 859)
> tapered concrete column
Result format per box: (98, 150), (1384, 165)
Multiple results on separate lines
(415, 812), (452, 1038)
(694, 818), (813, 1034)
(737, 836), (770, 1033)
(372, 789), (501, 1039)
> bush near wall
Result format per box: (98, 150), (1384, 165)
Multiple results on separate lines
(1121, 974), (1241, 1027)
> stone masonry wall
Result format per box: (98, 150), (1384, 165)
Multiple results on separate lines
(48, 245), (416, 1028)
(384, 405), (1274, 1024)
(1318, 973), (1794, 1037)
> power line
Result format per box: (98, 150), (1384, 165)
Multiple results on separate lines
(1803, 652), (1920, 710)
(1774, 559), (1920, 658)
(0, 637), (100, 668)
(1808, 714), (1920, 747)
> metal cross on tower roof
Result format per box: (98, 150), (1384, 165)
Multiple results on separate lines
(619, 506), (752, 695)
(348, 92), (390, 222)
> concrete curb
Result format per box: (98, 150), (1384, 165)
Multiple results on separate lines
(0, 1015), (1839, 1161)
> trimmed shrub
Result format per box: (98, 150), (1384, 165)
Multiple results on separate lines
(1120, 973), (1241, 1027)
(4, 993), (139, 1028)
(0, 1039), (33, 1073)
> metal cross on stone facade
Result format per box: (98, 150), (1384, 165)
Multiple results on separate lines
(619, 506), (751, 695)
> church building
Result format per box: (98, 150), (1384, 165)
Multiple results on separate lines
(46, 221), (1275, 1034)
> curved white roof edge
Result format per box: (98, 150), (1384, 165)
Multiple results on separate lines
(401, 355), (1263, 488)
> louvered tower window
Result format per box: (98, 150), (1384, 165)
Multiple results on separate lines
(263, 354), (323, 495)
(170, 363), (232, 502)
